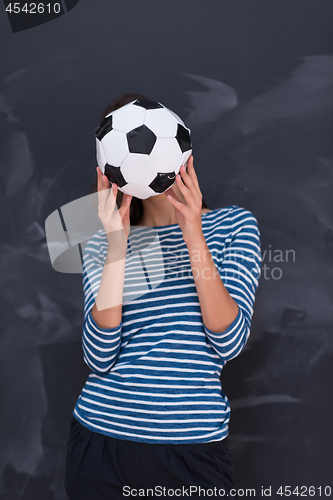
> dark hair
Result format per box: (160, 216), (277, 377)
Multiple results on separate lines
(90, 93), (209, 226)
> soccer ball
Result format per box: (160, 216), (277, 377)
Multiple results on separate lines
(95, 99), (192, 199)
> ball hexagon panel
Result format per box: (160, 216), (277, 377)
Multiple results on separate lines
(144, 108), (178, 138)
(121, 154), (156, 185)
(121, 183), (157, 200)
(127, 125), (157, 155)
(101, 130), (129, 166)
(96, 138), (107, 171)
(149, 138), (183, 173)
(165, 107), (185, 128)
(177, 150), (192, 172)
(112, 102), (146, 133)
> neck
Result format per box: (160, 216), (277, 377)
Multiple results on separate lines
(138, 185), (185, 227)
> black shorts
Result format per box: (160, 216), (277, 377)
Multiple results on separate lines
(65, 415), (236, 500)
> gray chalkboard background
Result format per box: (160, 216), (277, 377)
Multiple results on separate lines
(1, 1), (332, 499)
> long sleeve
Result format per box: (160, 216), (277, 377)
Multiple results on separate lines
(203, 206), (261, 362)
(81, 233), (123, 375)
(73, 207), (261, 444)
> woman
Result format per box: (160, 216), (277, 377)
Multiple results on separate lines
(64, 93), (261, 499)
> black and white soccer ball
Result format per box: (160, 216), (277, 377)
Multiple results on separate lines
(95, 99), (192, 200)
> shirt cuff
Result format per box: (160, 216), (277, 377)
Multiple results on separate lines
(87, 310), (122, 334)
(203, 307), (243, 337)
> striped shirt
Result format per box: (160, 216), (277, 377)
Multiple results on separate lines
(73, 205), (261, 444)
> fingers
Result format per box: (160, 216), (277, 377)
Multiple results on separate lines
(96, 166), (116, 218)
(167, 191), (191, 218)
(175, 165), (197, 208)
(121, 193), (132, 210)
(96, 166), (110, 192)
(187, 156), (200, 191)
(185, 156), (202, 202)
(118, 192), (133, 222)
(96, 166), (115, 197)
(96, 166), (133, 232)
(172, 157), (203, 216)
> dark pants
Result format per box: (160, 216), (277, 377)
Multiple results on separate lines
(65, 416), (236, 500)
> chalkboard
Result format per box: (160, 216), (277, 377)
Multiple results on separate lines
(0, 1), (332, 499)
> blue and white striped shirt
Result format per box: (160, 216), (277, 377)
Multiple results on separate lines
(73, 205), (261, 444)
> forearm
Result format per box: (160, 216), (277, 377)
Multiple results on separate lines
(187, 235), (239, 334)
(91, 243), (127, 329)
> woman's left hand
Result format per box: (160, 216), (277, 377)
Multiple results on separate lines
(165, 156), (205, 245)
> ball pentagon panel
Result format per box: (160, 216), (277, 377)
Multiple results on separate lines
(104, 164), (127, 187)
(127, 125), (156, 155)
(96, 114), (113, 141)
(149, 172), (176, 194)
(176, 124), (192, 153)
(133, 99), (163, 110)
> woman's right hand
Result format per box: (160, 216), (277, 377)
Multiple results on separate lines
(96, 166), (133, 250)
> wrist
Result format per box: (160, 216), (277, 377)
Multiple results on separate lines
(185, 232), (207, 252)
(105, 249), (127, 267)
(106, 227), (127, 247)
(106, 236), (127, 264)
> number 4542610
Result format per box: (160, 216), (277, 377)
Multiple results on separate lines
(277, 486), (332, 496)
(5, 3), (61, 14)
